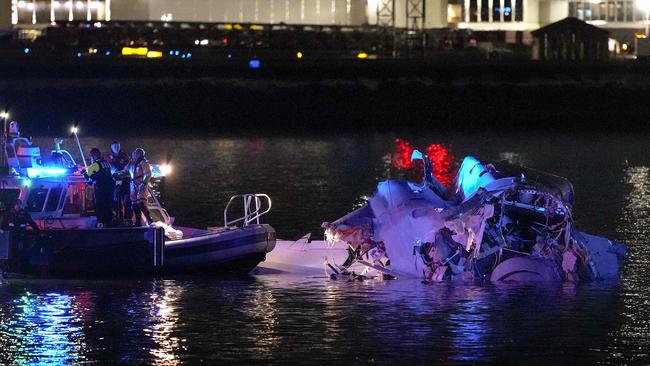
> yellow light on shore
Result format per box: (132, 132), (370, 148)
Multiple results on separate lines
(122, 47), (148, 56)
(357, 52), (369, 59)
(250, 24), (263, 31)
(146, 50), (163, 58)
(296, 51), (303, 59)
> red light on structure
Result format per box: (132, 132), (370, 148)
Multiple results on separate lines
(393, 138), (414, 169)
(426, 143), (454, 186)
(223, 37), (229, 44)
(391, 138), (456, 186)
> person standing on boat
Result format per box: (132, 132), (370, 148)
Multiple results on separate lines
(129, 148), (153, 227)
(106, 141), (132, 224)
(84, 148), (114, 228)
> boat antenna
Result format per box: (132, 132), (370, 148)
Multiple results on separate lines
(71, 124), (88, 167)
(0, 110), (8, 174)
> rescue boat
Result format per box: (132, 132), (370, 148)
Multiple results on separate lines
(0, 130), (275, 277)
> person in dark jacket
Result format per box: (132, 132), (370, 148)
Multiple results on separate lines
(83, 148), (115, 228)
(7, 199), (39, 232)
(106, 141), (132, 223)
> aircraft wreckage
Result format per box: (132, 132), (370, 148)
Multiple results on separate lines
(263, 151), (627, 283)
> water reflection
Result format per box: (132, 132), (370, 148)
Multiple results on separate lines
(612, 165), (650, 363)
(145, 281), (184, 365)
(0, 291), (86, 365)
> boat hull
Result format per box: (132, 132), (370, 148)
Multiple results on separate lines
(0, 224), (276, 277)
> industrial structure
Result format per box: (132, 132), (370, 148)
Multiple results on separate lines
(0, 0), (649, 49)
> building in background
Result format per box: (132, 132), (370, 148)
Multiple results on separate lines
(2, 0), (649, 44)
(532, 16), (610, 60)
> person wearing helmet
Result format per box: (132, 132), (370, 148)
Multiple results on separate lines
(106, 141), (132, 224)
(83, 148), (114, 228)
(128, 147), (153, 226)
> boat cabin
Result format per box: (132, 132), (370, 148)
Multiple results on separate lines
(0, 135), (171, 229)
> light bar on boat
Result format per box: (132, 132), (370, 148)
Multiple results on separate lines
(27, 167), (69, 178)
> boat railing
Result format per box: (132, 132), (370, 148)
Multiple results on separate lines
(224, 194), (272, 228)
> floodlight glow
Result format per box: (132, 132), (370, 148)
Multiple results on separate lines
(159, 164), (172, 176)
(357, 52), (369, 59)
(71, 126), (78, 134)
(0, 112), (8, 119)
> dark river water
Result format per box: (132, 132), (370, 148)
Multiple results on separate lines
(1, 131), (649, 364)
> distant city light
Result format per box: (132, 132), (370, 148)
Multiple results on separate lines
(146, 50), (163, 58)
(75, 1), (84, 10)
(52, 1), (61, 8)
(23, 47), (30, 54)
(638, 0), (650, 12)
(71, 126), (78, 134)
(160, 13), (173, 22)
(122, 47), (148, 56)
(357, 52), (369, 59)
(297, 51), (303, 59)
(249, 59), (261, 69)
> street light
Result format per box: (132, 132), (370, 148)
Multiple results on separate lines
(71, 124), (87, 167)
(637, 0), (650, 36)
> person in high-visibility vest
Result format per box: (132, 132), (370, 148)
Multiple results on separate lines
(83, 148), (115, 228)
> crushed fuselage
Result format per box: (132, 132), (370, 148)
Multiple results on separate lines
(323, 156), (626, 283)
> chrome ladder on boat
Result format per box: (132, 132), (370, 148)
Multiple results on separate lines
(223, 194), (272, 228)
